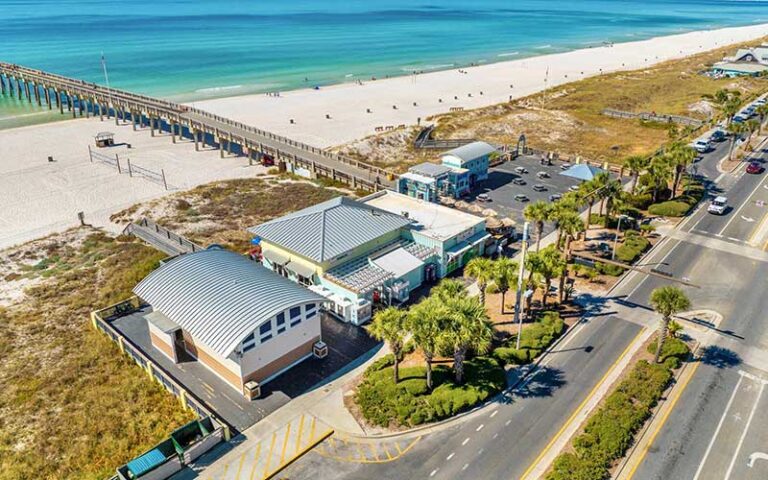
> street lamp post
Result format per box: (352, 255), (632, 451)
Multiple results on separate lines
(514, 222), (530, 350)
(611, 214), (630, 261)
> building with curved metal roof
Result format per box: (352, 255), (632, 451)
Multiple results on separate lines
(133, 248), (326, 398)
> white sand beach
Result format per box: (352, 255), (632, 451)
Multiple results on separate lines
(0, 119), (265, 250)
(194, 23), (768, 148)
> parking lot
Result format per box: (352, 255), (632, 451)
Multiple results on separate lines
(468, 154), (585, 237)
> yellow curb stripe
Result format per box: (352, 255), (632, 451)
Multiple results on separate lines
(624, 361), (701, 480)
(235, 452), (246, 480)
(520, 327), (646, 480)
(248, 442), (262, 480)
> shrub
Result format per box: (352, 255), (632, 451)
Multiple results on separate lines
(494, 347), (533, 365)
(493, 313), (565, 366)
(596, 262), (625, 276)
(647, 336), (690, 364)
(648, 200), (691, 217)
(626, 192), (653, 210)
(355, 358), (505, 427)
(640, 224), (656, 235)
(615, 234), (650, 264)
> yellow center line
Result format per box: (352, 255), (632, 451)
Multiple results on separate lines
(520, 327), (646, 480)
(624, 361), (701, 480)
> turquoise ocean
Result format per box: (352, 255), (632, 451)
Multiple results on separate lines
(1, 0), (767, 128)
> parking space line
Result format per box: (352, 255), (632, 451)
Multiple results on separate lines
(693, 374), (744, 480)
(248, 442), (262, 480)
(725, 382), (765, 480)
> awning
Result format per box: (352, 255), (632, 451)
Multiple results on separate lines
(285, 261), (315, 279)
(446, 231), (490, 259)
(262, 249), (290, 266)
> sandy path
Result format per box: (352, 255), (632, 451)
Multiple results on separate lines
(193, 23), (768, 148)
(0, 118), (265, 250)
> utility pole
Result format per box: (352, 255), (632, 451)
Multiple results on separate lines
(515, 222), (530, 350)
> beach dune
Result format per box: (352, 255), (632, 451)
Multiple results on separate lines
(193, 23), (768, 148)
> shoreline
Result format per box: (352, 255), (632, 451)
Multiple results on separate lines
(191, 22), (768, 148)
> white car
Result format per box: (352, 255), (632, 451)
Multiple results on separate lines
(708, 196), (727, 215)
(693, 139), (710, 153)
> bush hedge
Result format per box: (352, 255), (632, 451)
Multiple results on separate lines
(546, 342), (690, 480)
(355, 357), (506, 427)
(493, 312), (565, 366)
(646, 336), (690, 363)
(647, 200), (692, 217)
(595, 262), (625, 276)
(615, 232), (651, 264)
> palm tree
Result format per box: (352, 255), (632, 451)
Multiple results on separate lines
(464, 257), (494, 306)
(366, 307), (408, 383)
(649, 286), (691, 364)
(524, 200), (552, 251)
(756, 104), (768, 134)
(647, 155), (674, 202)
(624, 155), (649, 194)
(727, 122), (747, 160)
(576, 180), (598, 231)
(745, 119), (761, 150)
(550, 202), (579, 250)
(558, 211), (585, 260)
(491, 257), (518, 314)
(666, 143), (697, 196)
(442, 296), (493, 383)
(525, 246), (566, 308)
(432, 278), (467, 301)
(408, 297), (449, 390)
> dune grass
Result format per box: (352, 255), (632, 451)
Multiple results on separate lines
(0, 230), (195, 480)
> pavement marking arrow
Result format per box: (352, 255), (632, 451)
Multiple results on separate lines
(748, 452), (768, 468)
(742, 215), (755, 222)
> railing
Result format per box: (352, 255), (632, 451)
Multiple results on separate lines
(133, 217), (202, 253)
(602, 108), (705, 127)
(413, 125), (475, 149)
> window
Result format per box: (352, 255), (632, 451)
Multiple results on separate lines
(305, 310), (317, 320)
(305, 303), (316, 315)
(243, 343), (256, 353)
(290, 317), (302, 327)
(290, 306), (301, 320)
(276, 312), (285, 326)
(259, 322), (271, 335)
(243, 332), (255, 343)
(261, 334), (272, 343)
(298, 274), (313, 286)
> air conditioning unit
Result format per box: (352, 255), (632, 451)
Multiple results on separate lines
(243, 381), (261, 401)
(389, 280), (411, 303)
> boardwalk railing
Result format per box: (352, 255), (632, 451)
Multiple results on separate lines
(413, 125), (474, 149)
(125, 217), (202, 256)
(602, 108), (705, 127)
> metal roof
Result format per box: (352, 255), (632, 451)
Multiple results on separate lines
(409, 162), (452, 178)
(442, 141), (497, 163)
(133, 249), (323, 358)
(248, 197), (411, 263)
(559, 164), (605, 181)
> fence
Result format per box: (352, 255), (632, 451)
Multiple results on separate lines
(128, 217), (203, 255)
(413, 125), (475, 149)
(602, 108), (705, 127)
(90, 297), (230, 433)
(88, 146), (169, 190)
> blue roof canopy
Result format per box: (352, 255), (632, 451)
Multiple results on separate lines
(559, 164), (605, 181)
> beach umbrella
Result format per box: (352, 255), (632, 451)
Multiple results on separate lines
(560, 164), (605, 181)
(501, 217), (516, 227)
(486, 217), (502, 229)
(482, 208), (498, 217)
(468, 204), (484, 213)
(455, 200), (470, 210)
(440, 196), (456, 206)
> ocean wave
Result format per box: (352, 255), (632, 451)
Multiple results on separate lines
(195, 85), (243, 93)
(535, 44), (553, 49)
(497, 51), (519, 57)
(400, 63), (455, 72)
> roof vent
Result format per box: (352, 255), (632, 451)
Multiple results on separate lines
(401, 211), (409, 219)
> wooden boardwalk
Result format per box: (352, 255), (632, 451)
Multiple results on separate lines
(0, 62), (394, 191)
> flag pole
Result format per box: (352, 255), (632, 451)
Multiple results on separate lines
(101, 52), (115, 115)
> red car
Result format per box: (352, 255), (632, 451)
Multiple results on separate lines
(746, 162), (764, 174)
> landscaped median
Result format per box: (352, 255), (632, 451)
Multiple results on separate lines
(350, 277), (570, 430)
(545, 335), (691, 480)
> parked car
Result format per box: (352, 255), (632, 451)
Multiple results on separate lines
(746, 162), (764, 174)
(536, 171), (550, 179)
(733, 115), (745, 123)
(477, 193), (491, 202)
(560, 163), (572, 170)
(693, 139), (711, 153)
(708, 196), (728, 215)
(569, 185), (580, 192)
(710, 129), (726, 142)
(514, 166), (528, 174)
(549, 194), (562, 202)
(512, 178), (527, 185)
(514, 194), (529, 202)
(532, 184), (547, 192)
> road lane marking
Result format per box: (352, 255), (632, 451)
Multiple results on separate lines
(490, 410), (498, 418)
(462, 463), (469, 471)
(520, 327), (646, 480)
(692, 373), (744, 480)
(477, 448), (484, 455)
(725, 382), (765, 480)
(462, 437), (470, 446)
(718, 172), (768, 236)
(493, 433), (499, 439)
(430, 468), (438, 477)
(505, 420), (511, 426)
(476, 424), (484, 432)
(446, 452), (455, 460)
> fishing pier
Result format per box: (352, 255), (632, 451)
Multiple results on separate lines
(0, 62), (394, 191)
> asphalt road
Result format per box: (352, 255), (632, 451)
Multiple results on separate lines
(618, 140), (768, 480)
